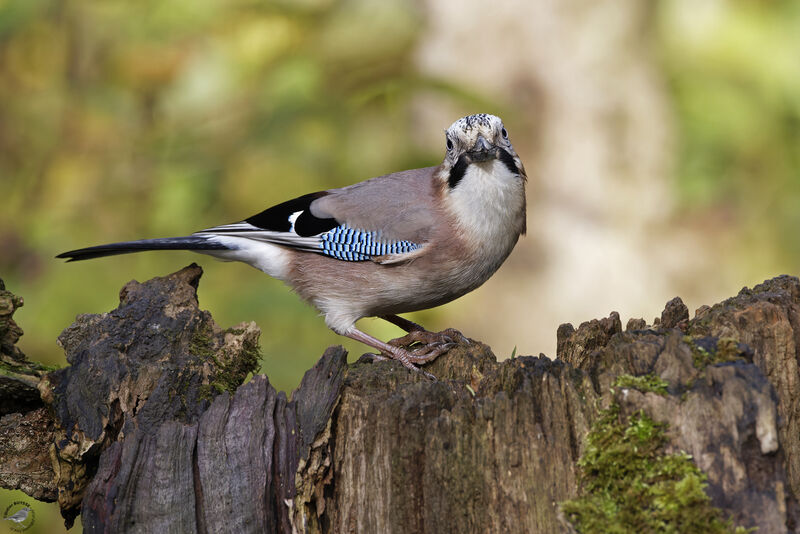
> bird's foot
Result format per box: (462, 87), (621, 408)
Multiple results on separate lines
(346, 326), (460, 380)
(378, 327), (471, 376)
(389, 347), (438, 380)
(388, 328), (469, 352)
(361, 349), (437, 380)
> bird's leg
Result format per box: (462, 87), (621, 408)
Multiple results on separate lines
(380, 314), (425, 333)
(343, 327), (444, 379)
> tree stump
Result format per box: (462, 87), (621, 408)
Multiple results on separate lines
(1, 266), (798, 532)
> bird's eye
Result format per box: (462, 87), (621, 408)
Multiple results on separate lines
(501, 127), (508, 139)
(446, 137), (454, 150)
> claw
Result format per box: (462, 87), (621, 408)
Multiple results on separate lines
(440, 328), (470, 345)
(358, 352), (438, 381)
(376, 348), (438, 380)
(409, 342), (455, 358)
(420, 369), (437, 381)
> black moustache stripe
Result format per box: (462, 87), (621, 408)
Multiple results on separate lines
(448, 155), (470, 189)
(448, 148), (520, 189)
(497, 148), (519, 175)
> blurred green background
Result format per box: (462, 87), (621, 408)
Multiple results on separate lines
(1, 0), (484, 394)
(1, 0), (800, 530)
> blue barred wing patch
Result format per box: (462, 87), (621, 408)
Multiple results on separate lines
(319, 225), (420, 261)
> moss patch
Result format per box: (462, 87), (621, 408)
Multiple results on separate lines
(189, 321), (216, 359)
(197, 382), (226, 402)
(561, 404), (751, 533)
(0, 359), (60, 375)
(612, 373), (669, 396)
(191, 322), (261, 400)
(685, 337), (747, 369)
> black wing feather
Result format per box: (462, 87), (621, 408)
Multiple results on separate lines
(243, 191), (338, 237)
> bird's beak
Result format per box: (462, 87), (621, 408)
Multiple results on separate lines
(468, 135), (496, 162)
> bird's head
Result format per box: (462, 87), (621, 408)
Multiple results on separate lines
(441, 113), (526, 189)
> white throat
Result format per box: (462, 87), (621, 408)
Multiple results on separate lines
(447, 159), (525, 259)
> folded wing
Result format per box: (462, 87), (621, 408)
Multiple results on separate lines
(197, 167), (438, 263)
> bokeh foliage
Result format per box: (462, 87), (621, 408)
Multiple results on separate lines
(658, 0), (800, 270)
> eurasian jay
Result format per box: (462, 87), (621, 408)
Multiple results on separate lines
(58, 113), (527, 377)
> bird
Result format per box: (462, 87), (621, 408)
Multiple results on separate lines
(58, 113), (527, 377)
(4, 507), (31, 524)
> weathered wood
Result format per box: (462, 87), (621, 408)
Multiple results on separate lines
(325, 349), (597, 533)
(0, 278), (58, 502)
(688, 275), (800, 501)
(1, 268), (799, 532)
(0, 407), (57, 501)
(40, 264), (262, 527)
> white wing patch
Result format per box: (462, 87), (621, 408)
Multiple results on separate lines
(287, 211), (303, 232)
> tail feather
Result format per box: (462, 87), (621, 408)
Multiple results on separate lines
(57, 236), (230, 262)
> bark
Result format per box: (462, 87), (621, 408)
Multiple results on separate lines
(1, 266), (798, 532)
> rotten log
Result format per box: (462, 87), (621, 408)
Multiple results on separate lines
(1, 266), (799, 532)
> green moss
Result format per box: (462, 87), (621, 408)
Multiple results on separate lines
(216, 326), (260, 391)
(198, 382), (227, 402)
(189, 321), (216, 359)
(685, 337), (746, 369)
(190, 322), (261, 399)
(561, 404), (752, 533)
(612, 373), (669, 396)
(0, 357), (60, 376)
